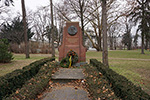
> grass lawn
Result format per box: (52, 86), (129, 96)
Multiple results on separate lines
(0, 49), (150, 95)
(0, 54), (52, 76)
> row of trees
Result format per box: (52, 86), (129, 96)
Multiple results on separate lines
(121, 0), (150, 53)
(0, 0), (56, 58)
(129, 0), (150, 54)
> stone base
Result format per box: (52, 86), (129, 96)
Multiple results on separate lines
(52, 68), (85, 80)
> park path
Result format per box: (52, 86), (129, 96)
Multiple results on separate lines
(87, 57), (150, 61)
(40, 68), (90, 100)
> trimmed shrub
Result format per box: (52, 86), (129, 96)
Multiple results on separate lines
(0, 57), (55, 99)
(0, 39), (13, 63)
(84, 64), (118, 99)
(90, 59), (150, 100)
(4, 61), (58, 100)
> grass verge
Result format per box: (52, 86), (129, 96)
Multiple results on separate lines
(0, 54), (51, 76)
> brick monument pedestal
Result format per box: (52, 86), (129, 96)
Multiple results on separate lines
(58, 22), (87, 62)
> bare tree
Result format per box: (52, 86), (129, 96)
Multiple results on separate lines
(0, 0), (13, 6)
(122, 19), (133, 50)
(50, 0), (55, 57)
(0, 5), (13, 25)
(55, 0), (91, 45)
(21, 0), (29, 58)
(30, 6), (50, 43)
(55, 0), (134, 53)
(102, 0), (108, 66)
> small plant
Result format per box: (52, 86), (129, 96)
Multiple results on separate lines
(0, 39), (13, 63)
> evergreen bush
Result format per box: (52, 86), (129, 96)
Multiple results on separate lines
(0, 39), (13, 63)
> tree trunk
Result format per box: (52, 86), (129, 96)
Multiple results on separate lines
(102, 0), (109, 67)
(79, 0), (85, 46)
(50, 0), (55, 57)
(114, 37), (117, 50)
(149, 39), (150, 52)
(110, 37), (113, 50)
(109, 33), (114, 50)
(48, 30), (51, 54)
(98, 18), (102, 51)
(21, 0), (30, 58)
(141, 32), (145, 54)
(127, 42), (132, 50)
(145, 38), (148, 50)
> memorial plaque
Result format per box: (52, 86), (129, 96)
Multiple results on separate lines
(68, 25), (77, 36)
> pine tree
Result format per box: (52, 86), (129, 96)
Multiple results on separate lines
(129, 0), (150, 54)
(0, 39), (13, 63)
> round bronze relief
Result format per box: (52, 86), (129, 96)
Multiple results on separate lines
(68, 25), (77, 36)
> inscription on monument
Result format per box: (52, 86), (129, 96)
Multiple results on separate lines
(67, 38), (78, 44)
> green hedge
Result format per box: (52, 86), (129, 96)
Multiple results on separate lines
(84, 64), (118, 99)
(0, 57), (55, 99)
(4, 61), (58, 100)
(90, 59), (150, 100)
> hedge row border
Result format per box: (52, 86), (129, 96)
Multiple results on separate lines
(0, 57), (55, 99)
(4, 61), (58, 100)
(84, 64), (119, 99)
(90, 59), (150, 100)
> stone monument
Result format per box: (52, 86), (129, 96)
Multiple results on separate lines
(58, 22), (87, 62)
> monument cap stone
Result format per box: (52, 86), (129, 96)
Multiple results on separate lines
(58, 22), (87, 62)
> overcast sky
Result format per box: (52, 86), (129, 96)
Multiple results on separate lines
(10, 0), (58, 14)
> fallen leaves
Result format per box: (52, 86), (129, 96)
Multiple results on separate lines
(28, 83), (32, 85)
(102, 89), (108, 93)
(97, 89), (101, 94)
(99, 72), (103, 76)
(44, 64), (47, 67)
(74, 86), (78, 89)
(111, 92), (114, 95)
(83, 65), (118, 99)
(16, 90), (19, 94)
(97, 98), (101, 100)
(98, 81), (102, 85)
(37, 94), (42, 99)
(89, 75), (93, 78)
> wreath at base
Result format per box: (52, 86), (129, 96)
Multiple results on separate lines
(60, 50), (78, 68)
(60, 57), (69, 68)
